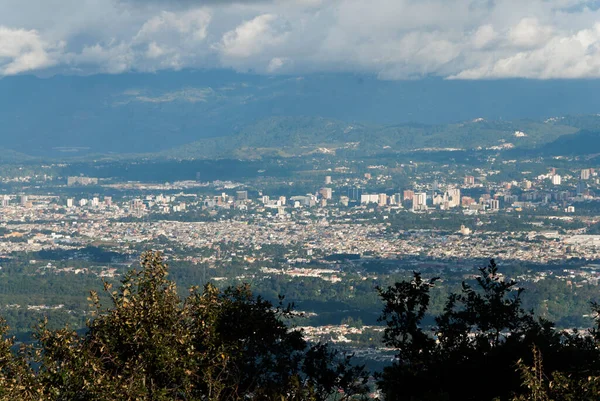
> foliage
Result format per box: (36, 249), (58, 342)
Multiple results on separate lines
(376, 259), (600, 401)
(514, 346), (600, 401)
(0, 251), (368, 401)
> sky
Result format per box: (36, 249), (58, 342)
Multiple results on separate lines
(2, 0), (600, 79)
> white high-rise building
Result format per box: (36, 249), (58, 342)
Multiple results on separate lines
(581, 169), (591, 180)
(412, 192), (427, 210)
(552, 175), (562, 185)
(447, 188), (461, 208)
(67, 198), (74, 208)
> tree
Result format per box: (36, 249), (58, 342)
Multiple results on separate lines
(9, 251), (368, 400)
(377, 259), (599, 401)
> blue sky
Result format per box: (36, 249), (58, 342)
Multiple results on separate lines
(2, 0), (600, 79)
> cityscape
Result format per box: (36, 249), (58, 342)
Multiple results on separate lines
(5, 0), (600, 397)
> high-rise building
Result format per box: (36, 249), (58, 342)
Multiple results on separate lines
(461, 196), (475, 207)
(412, 192), (427, 210)
(348, 187), (362, 201)
(279, 196), (287, 206)
(581, 169), (591, 180)
(361, 194), (379, 204)
(552, 175), (562, 185)
(464, 176), (475, 186)
(67, 198), (74, 208)
(403, 190), (415, 201)
(104, 196), (112, 206)
(236, 190), (248, 201)
(20, 195), (28, 206)
(91, 197), (99, 207)
(447, 188), (461, 208)
(320, 188), (333, 200)
(1, 196), (9, 207)
(378, 193), (388, 207)
(489, 199), (500, 210)
(324, 176), (332, 185)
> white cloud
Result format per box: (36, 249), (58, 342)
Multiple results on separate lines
(0, 26), (60, 75)
(134, 9), (211, 42)
(3, 0), (600, 78)
(508, 17), (553, 49)
(217, 14), (287, 58)
(267, 56), (291, 72)
(451, 23), (600, 79)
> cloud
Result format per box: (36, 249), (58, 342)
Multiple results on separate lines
(3, 0), (600, 78)
(0, 26), (61, 75)
(508, 17), (553, 49)
(216, 14), (287, 58)
(451, 23), (600, 79)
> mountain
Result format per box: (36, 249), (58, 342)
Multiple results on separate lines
(4, 70), (600, 158)
(535, 130), (600, 156)
(159, 116), (581, 159)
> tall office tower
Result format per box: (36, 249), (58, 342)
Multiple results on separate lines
(320, 187), (333, 200)
(91, 197), (99, 207)
(447, 188), (461, 208)
(403, 190), (415, 201)
(324, 176), (332, 185)
(67, 198), (74, 208)
(378, 193), (388, 207)
(464, 176), (475, 186)
(348, 187), (362, 201)
(581, 169), (591, 180)
(262, 195), (270, 204)
(489, 199), (500, 210)
(20, 195), (28, 206)
(552, 175), (562, 185)
(412, 192), (427, 210)
(1, 196), (9, 207)
(236, 190), (248, 201)
(279, 196), (287, 206)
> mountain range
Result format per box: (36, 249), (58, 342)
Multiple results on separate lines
(3, 70), (600, 159)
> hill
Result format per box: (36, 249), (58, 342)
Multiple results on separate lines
(3, 71), (600, 158)
(159, 116), (580, 160)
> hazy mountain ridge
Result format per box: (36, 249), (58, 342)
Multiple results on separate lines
(4, 71), (600, 158)
(158, 116), (583, 160)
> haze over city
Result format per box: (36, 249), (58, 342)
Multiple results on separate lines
(2, 1), (600, 400)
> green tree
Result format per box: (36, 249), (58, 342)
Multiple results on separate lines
(377, 260), (599, 401)
(15, 251), (368, 401)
